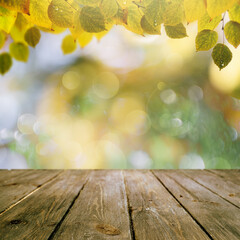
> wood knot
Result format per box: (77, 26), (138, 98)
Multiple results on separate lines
(96, 224), (121, 236)
(10, 219), (26, 225)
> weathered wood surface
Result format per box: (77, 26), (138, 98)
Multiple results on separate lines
(0, 170), (239, 240)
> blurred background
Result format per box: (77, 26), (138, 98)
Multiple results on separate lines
(1, 22), (240, 169)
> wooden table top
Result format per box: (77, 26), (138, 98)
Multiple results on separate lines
(0, 170), (239, 239)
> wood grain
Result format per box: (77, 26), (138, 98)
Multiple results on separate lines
(124, 170), (210, 240)
(181, 170), (240, 208)
(0, 170), (61, 214)
(51, 170), (132, 240)
(208, 170), (240, 185)
(154, 170), (240, 240)
(0, 170), (89, 240)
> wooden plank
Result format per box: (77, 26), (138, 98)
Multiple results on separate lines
(0, 170), (61, 214)
(124, 170), (210, 240)
(208, 170), (240, 185)
(154, 170), (240, 240)
(181, 170), (240, 208)
(0, 170), (89, 240)
(0, 170), (28, 183)
(50, 170), (132, 240)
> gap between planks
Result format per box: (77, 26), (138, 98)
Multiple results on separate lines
(122, 170), (136, 240)
(180, 170), (240, 209)
(47, 175), (90, 240)
(151, 170), (214, 240)
(0, 170), (63, 216)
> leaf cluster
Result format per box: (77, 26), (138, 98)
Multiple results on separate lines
(0, 0), (240, 74)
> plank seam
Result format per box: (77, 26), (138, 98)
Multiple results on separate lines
(0, 170), (63, 216)
(181, 171), (240, 209)
(151, 171), (213, 240)
(47, 174), (90, 240)
(122, 171), (136, 240)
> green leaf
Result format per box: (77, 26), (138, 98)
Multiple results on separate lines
(127, 3), (143, 35)
(100, 0), (118, 19)
(24, 27), (41, 47)
(212, 43), (232, 70)
(0, 53), (12, 75)
(48, 0), (75, 28)
(0, 30), (6, 49)
(195, 30), (218, 51)
(9, 42), (29, 62)
(141, 15), (161, 35)
(165, 23), (187, 39)
(198, 13), (222, 32)
(224, 20), (240, 48)
(61, 34), (77, 54)
(229, 4), (240, 24)
(184, 0), (206, 23)
(80, 6), (105, 33)
(144, 0), (164, 27)
(207, 0), (236, 18)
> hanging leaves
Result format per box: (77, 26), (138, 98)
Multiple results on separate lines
(212, 43), (232, 70)
(0, 0), (240, 74)
(24, 27), (41, 47)
(0, 53), (12, 74)
(9, 42), (29, 62)
(195, 30), (218, 51)
(224, 21), (240, 48)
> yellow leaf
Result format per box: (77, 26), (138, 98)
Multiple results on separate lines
(71, 11), (84, 39)
(23, 0), (52, 29)
(9, 42), (29, 62)
(0, 0), (29, 14)
(163, 0), (185, 26)
(229, 3), (240, 24)
(100, 0), (118, 19)
(116, 0), (131, 9)
(10, 13), (32, 43)
(0, 30), (6, 49)
(184, 0), (206, 23)
(78, 31), (93, 48)
(198, 12), (222, 32)
(126, 3), (143, 35)
(0, 6), (17, 33)
(207, 0), (236, 18)
(77, 0), (101, 7)
(61, 34), (77, 54)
